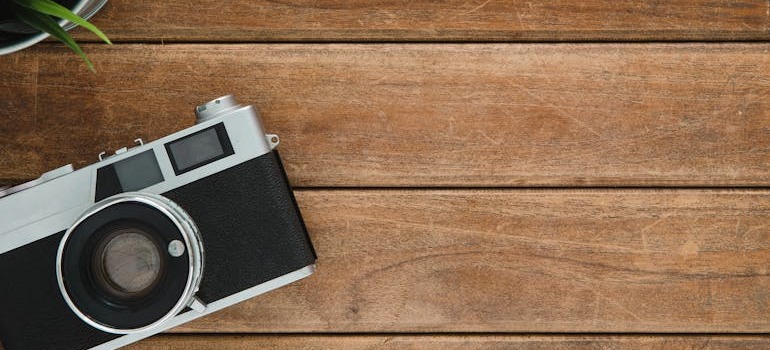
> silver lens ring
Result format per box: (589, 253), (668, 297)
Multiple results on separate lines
(56, 192), (204, 334)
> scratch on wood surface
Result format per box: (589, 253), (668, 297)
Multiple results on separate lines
(638, 217), (665, 254)
(741, 21), (761, 30)
(512, 80), (604, 139)
(464, 0), (493, 14)
(371, 75), (388, 85)
(508, 234), (641, 253)
(570, 269), (644, 322)
(521, 51), (605, 139)
(475, 130), (503, 146)
(595, 289), (642, 322)
(516, 11), (526, 29)
(640, 218), (665, 234)
(746, 223), (768, 233)
(348, 213), (637, 254)
(441, 116), (475, 143)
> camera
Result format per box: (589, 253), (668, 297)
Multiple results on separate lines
(0, 96), (317, 350)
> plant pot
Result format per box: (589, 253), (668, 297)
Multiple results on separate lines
(0, 0), (108, 55)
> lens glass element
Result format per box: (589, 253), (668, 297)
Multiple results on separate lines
(93, 228), (164, 299)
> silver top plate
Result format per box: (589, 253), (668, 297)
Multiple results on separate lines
(0, 164), (74, 199)
(0, 99), (272, 255)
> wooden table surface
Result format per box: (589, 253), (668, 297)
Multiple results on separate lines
(1, 1), (770, 349)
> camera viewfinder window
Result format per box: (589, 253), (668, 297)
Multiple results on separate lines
(114, 151), (164, 191)
(165, 123), (234, 175)
(95, 150), (164, 201)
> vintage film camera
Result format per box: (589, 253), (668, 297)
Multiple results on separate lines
(0, 95), (316, 350)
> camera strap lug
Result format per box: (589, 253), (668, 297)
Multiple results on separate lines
(265, 134), (280, 150)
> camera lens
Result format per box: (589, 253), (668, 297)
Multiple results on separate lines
(57, 193), (203, 334)
(92, 227), (164, 299)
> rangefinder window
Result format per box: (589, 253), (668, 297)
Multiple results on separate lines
(165, 123), (234, 175)
(95, 151), (164, 201)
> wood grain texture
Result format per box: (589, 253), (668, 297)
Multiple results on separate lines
(121, 335), (770, 350)
(156, 189), (770, 333)
(1, 44), (769, 187)
(68, 0), (770, 42)
(1, 0), (767, 348)
(4, 335), (770, 350)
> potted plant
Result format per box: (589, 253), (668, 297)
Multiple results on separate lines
(0, 0), (110, 71)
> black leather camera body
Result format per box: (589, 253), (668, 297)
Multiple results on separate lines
(0, 96), (316, 350)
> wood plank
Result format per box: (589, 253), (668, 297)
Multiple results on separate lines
(1, 44), (769, 187)
(121, 335), (770, 350)
(158, 189), (770, 333)
(5, 335), (770, 350)
(0, 53), (39, 184)
(69, 0), (770, 42)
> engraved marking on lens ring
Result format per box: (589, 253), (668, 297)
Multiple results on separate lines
(56, 192), (204, 334)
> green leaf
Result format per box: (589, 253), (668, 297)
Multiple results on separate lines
(11, 0), (111, 45)
(13, 5), (95, 72)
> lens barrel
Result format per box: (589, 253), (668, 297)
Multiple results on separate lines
(56, 193), (203, 334)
